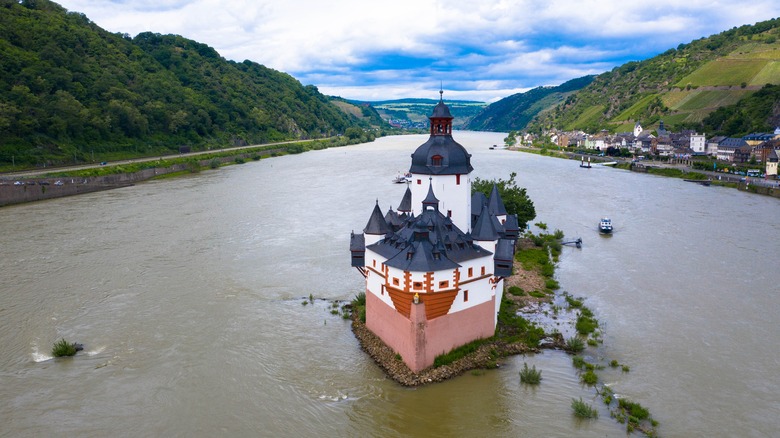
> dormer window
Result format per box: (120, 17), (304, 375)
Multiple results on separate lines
(431, 155), (443, 166)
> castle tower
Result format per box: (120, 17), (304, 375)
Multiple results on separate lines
(408, 90), (473, 233)
(350, 93), (519, 372)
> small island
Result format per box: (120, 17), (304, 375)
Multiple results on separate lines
(349, 233), (566, 386)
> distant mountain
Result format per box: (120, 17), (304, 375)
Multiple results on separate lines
(0, 0), (376, 168)
(465, 76), (595, 132)
(352, 98), (487, 129)
(528, 18), (780, 135)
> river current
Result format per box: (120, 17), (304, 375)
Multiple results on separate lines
(1, 132), (778, 437)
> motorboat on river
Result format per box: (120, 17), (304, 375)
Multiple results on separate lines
(393, 172), (412, 184)
(599, 217), (613, 234)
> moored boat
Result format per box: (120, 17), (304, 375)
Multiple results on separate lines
(392, 172), (412, 184)
(599, 217), (613, 233)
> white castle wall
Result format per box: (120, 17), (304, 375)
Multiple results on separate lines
(409, 173), (472, 233)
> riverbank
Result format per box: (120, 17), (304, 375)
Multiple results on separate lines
(510, 145), (780, 199)
(0, 137), (367, 207)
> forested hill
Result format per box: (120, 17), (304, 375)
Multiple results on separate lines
(465, 76), (594, 131)
(0, 0), (378, 168)
(528, 18), (780, 134)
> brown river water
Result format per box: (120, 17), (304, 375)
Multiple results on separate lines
(1, 132), (778, 437)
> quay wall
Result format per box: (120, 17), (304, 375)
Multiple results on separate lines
(0, 150), (282, 207)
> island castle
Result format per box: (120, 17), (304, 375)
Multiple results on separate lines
(350, 92), (519, 372)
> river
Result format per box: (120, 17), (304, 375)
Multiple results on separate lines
(1, 132), (778, 437)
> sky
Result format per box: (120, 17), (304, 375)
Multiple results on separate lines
(56, 0), (780, 103)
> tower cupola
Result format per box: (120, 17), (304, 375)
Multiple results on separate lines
(430, 89), (453, 136)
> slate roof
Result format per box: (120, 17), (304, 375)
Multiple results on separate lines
(431, 97), (453, 119)
(471, 203), (501, 241)
(487, 184), (508, 216)
(409, 97), (472, 175)
(471, 191), (488, 224)
(363, 201), (391, 235)
(368, 192), (492, 272)
(397, 186), (412, 212)
(719, 137), (749, 149)
(409, 135), (473, 175)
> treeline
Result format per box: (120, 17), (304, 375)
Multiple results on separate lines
(0, 0), (379, 168)
(698, 83), (780, 135)
(466, 76), (594, 132)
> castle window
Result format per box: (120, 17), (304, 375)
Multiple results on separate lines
(381, 285), (385, 295)
(456, 174), (461, 185)
(447, 210), (452, 218)
(393, 277), (399, 286)
(481, 266), (486, 276)
(464, 290), (469, 302)
(413, 282), (423, 290)
(431, 155), (443, 166)
(417, 179), (422, 185)
(468, 267), (473, 277)
(372, 259), (376, 268)
(439, 280), (449, 289)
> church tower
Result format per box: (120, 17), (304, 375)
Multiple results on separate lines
(408, 90), (473, 232)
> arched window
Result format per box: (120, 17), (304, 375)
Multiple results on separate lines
(431, 154), (443, 166)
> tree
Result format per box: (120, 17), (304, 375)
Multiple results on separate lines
(472, 172), (536, 228)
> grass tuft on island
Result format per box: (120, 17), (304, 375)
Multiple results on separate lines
(52, 338), (79, 357)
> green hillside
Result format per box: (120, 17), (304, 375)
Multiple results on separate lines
(0, 0), (376, 169)
(528, 18), (780, 134)
(360, 99), (487, 129)
(465, 76), (595, 132)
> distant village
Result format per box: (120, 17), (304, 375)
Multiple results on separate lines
(522, 122), (780, 178)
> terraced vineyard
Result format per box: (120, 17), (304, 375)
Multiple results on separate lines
(528, 18), (780, 134)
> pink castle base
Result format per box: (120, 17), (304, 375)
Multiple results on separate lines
(365, 291), (496, 372)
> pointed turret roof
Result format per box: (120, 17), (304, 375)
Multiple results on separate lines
(363, 200), (391, 235)
(368, 202), (492, 271)
(422, 180), (440, 211)
(471, 204), (500, 242)
(398, 186), (412, 212)
(487, 184), (507, 216)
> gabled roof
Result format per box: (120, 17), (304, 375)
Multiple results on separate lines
(350, 231), (365, 251)
(719, 138), (749, 149)
(384, 208), (404, 230)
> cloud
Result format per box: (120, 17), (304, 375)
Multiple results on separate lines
(57, 0), (780, 102)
